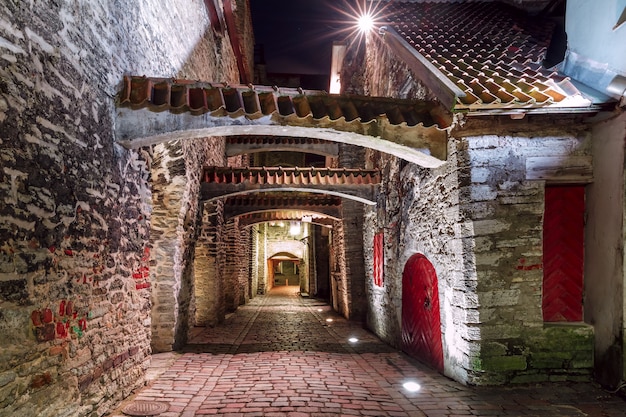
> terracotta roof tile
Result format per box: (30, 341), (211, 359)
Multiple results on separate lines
(384, 1), (592, 110)
(119, 76), (451, 127)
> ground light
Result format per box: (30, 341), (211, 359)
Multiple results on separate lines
(402, 381), (421, 392)
(326, 318), (333, 322)
(348, 337), (359, 343)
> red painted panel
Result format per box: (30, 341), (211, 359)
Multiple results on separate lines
(401, 254), (444, 372)
(373, 232), (384, 287)
(543, 186), (584, 322)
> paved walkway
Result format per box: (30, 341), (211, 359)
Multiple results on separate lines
(110, 286), (626, 417)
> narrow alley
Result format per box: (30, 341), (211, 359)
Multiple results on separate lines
(111, 287), (626, 417)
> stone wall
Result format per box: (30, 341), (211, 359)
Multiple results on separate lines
(458, 130), (594, 384)
(584, 111), (626, 387)
(194, 201), (225, 327)
(222, 219), (251, 312)
(343, 30), (597, 385)
(0, 0), (241, 414)
(345, 33), (469, 381)
(150, 137), (227, 351)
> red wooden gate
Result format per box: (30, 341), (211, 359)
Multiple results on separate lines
(543, 185), (584, 322)
(402, 254), (444, 371)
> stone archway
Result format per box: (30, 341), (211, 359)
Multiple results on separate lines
(269, 252), (301, 288)
(118, 76), (452, 351)
(115, 76), (450, 168)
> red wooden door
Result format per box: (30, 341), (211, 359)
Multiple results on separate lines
(543, 186), (584, 322)
(402, 254), (444, 371)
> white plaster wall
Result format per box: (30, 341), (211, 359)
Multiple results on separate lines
(566, 0), (626, 75)
(585, 112), (626, 387)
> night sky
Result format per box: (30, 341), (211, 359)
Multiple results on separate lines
(250, 0), (351, 76)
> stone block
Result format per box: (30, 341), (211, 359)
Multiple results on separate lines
(482, 342), (507, 356)
(470, 184), (498, 201)
(35, 323), (56, 342)
(30, 372), (52, 389)
(0, 279), (28, 303)
(472, 219), (511, 236)
(479, 290), (521, 307)
(0, 371), (16, 388)
(482, 355), (527, 371)
(510, 372), (549, 384)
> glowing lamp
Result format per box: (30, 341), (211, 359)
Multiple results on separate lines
(357, 13), (374, 32)
(402, 381), (421, 392)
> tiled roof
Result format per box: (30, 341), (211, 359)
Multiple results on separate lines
(202, 167), (380, 185)
(384, 1), (594, 111)
(224, 194), (342, 227)
(201, 167), (380, 204)
(117, 76), (451, 167)
(119, 76), (450, 127)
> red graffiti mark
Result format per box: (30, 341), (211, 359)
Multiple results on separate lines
(65, 301), (73, 317)
(516, 258), (542, 271)
(135, 282), (151, 290)
(59, 301), (66, 316)
(56, 322), (67, 338)
(133, 247), (151, 290)
(31, 310), (42, 326)
(48, 246), (55, 253)
(42, 308), (53, 323)
(64, 249), (73, 256)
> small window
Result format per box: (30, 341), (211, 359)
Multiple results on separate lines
(373, 231), (384, 287)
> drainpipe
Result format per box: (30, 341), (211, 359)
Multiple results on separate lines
(607, 75), (626, 108)
(223, 0), (252, 84)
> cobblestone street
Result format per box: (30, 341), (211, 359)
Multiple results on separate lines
(110, 287), (626, 417)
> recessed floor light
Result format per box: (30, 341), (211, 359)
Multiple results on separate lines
(317, 309), (323, 312)
(348, 337), (359, 343)
(403, 381), (421, 392)
(326, 318), (333, 322)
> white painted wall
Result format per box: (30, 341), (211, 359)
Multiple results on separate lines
(585, 111), (626, 387)
(562, 0), (626, 96)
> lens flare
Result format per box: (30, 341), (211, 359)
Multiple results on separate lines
(324, 0), (391, 47)
(358, 13), (374, 32)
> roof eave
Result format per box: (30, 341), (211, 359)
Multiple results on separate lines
(381, 26), (465, 110)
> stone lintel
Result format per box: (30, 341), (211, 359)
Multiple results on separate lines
(115, 107), (447, 168)
(200, 184), (377, 205)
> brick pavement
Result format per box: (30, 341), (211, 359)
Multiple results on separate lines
(109, 286), (626, 417)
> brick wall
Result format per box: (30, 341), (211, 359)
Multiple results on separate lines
(194, 201), (225, 327)
(0, 0), (240, 414)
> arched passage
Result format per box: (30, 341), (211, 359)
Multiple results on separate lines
(269, 251), (301, 287)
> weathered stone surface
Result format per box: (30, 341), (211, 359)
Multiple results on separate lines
(0, 0), (244, 414)
(344, 26), (597, 386)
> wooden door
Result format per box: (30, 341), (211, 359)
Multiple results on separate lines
(543, 185), (584, 322)
(402, 254), (444, 371)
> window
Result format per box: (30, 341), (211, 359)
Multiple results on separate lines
(373, 231), (384, 287)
